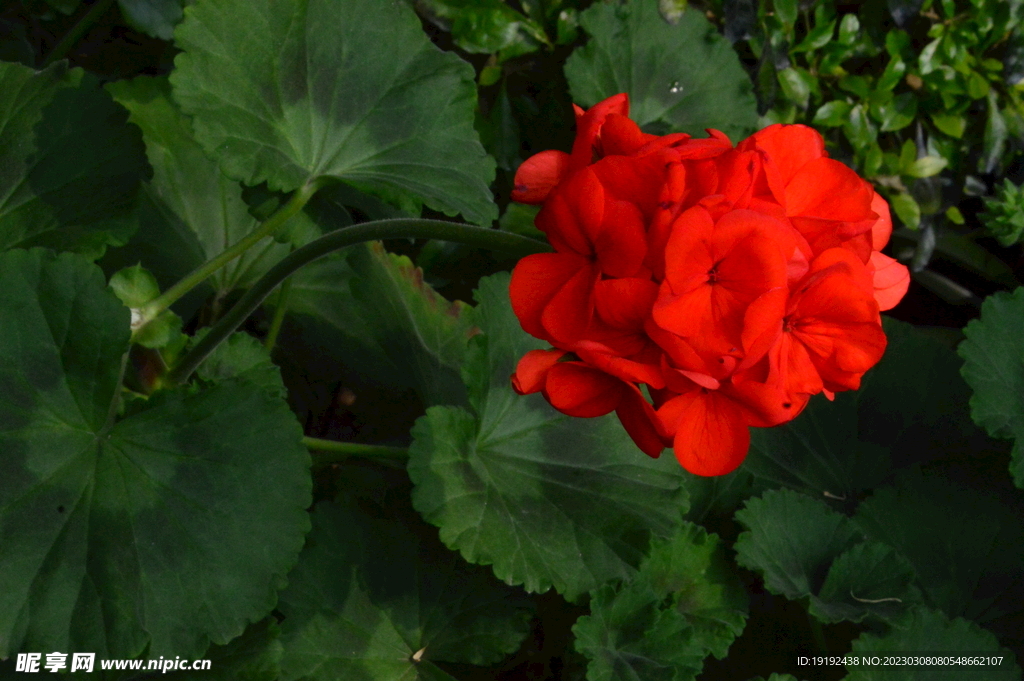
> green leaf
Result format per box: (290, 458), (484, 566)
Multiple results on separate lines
(847, 608), (1021, 681)
(0, 249), (311, 659)
(810, 542), (918, 623)
(904, 155), (947, 178)
(194, 331), (287, 400)
(277, 499), (532, 680)
(838, 13), (859, 44)
(408, 273), (688, 601)
(877, 91), (917, 131)
(564, 0), (758, 141)
(118, 0), (183, 39)
(890, 192), (921, 228)
(172, 0), (496, 225)
(105, 76), (293, 305)
(109, 263), (161, 309)
(0, 61), (147, 259)
(479, 82), (522, 172)
(981, 91), (1008, 174)
(931, 112), (967, 138)
(959, 287), (1024, 487)
(283, 242), (477, 406)
(573, 523), (748, 681)
(813, 100), (853, 127)
(777, 67), (812, 109)
(164, 618), (283, 681)
(734, 490), (862, 602)
(774, 0), (797, 30)
(853, 469), (1024, 629)
(792, 19), (835, 52)
(843, 104), (877, 151)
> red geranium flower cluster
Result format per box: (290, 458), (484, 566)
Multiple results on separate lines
(509, 94), (910, 477)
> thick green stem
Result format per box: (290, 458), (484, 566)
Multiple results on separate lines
(43, 0), (117, 66)
(304, 436), (409, 465)
(264, 275), (293, 352)
(166, 219), (550, 385)
(136, 181), (321, 333)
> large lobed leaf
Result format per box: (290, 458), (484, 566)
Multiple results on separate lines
(408, 274), (689, 601)
(0, 249), (311, 659)
(564, 0), (758, 140)
(171, 0), (497, 225)
(276, 498), (532, 681)
(0, 61), (148, 259)
(573, 522), (749, 681)
(959, 287), (1024, 488)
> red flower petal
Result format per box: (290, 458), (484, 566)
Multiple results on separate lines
(511, 150), (572, 204)
(593, 277), (659, 331)
(616, 384), (669, 457)
(658, 389), (751, 476)
(869, 251), (910, 311)
(512, 349), (567, 394)
(785, 157), (875, 222)
(510, 252), (591, 340)
(741, 124), (825, 184)
(541, 262), (600, 344)
(545, 362), (624, 417)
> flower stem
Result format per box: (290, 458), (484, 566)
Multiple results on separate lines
(263, 274), (293, 353)
(165, 218), (550, 385)
(43, 0), (117, 66)
(303, 436), (409, 465)
(136, 181), (321, 334)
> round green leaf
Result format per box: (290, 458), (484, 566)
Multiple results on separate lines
(408, 274), (689, 601)
(847, 608), (1021, 681)
(105, 76), (293, 304)
(0, 62), (148, 259)
(734, 489), (861, 602)
(0, 249), (311, 659)
(573, 523), (748, 681)
(277, 500), (531, 681)
(960, 288), (1024, 488)
(810, 542), (919, 624)
(564, 0), (757, 140)
(171, 0), (496, 225)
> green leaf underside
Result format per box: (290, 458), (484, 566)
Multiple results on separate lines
(846, 608), (1021, 681)
(959, 287), (1024, 488)
(0, 62), (147, 258)
(693, 318), (983, 521)
(408, 273), (689, 601)
(0, 249), (310, 659)
(564, 0), (758, 141)
(282, 242), (476, 406)
(853, 469), (1024, 631)
(171, 0), (497, 225)
(573, 522), (748, 681)
(105, 76), (293, 302)
(277, 499), (531, 681)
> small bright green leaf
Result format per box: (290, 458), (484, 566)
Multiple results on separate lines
(0, 249), (311, 659)
(564, 0), (758, 140)
(109, 264), (161, 308)
(843, 104), (877, 151)
(890, 192), (921, 228)
(777, 67), (812, 109)
(847, 608), (1021, 681)
(838, 13), (859, 44)
(134, 308), (184, 350)
(793, 18), (835, 52)
(813, 100), (853, 127)
(412, 0), (548, 54)
(877, 56), (907, 91)
(981, 91), (1008, 174)
(118, 0), (183, 39)
(105, 76), (293, 304)
(283, 242), (477, 406)
(734, 489), (861, 602)
(0, 61), (147, 258)
(573, 523), (747, 681)
(659, 0), (689, 24)
(194, 331), (287, 400)
(885, 29), (911, 57)
(774, 0), (797, 30)
(877, 92), (917, 131)
(409, 274), (688, 600)
(853, 470), (1024, 628)
(960, 287), (1024, 487)
(277, 500), (532, 681)
(967, 69), (991, 99)
(945, 205), (965, 224)
(810, 542), (918, 623)
(172, 0), (497, 225)
(904, 155), (947, 178)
